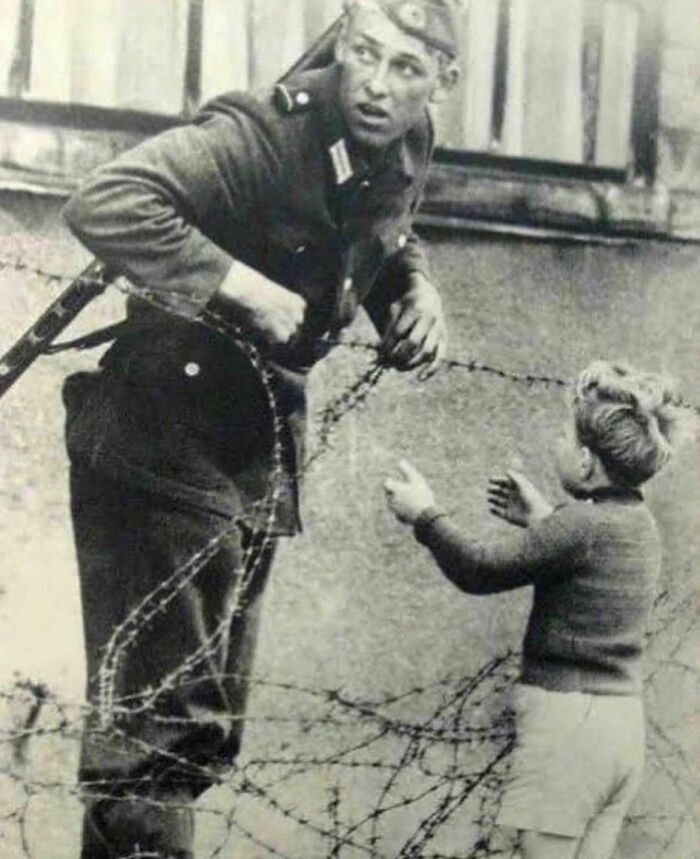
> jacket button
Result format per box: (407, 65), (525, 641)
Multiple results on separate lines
(184, 362), (201, 377)
(295, 91), (310, 106)
(398, 233), (407, 249)
(342, 277), (353, 293)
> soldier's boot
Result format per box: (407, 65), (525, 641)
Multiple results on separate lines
(81, 791), (195, 859)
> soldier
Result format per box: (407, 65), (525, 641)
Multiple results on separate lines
(62, 1), (460, 856)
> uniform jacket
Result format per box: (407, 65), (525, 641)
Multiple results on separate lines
(62, 63), (434, 534)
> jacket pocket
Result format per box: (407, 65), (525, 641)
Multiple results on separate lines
(262, 221), (317, 287)
(62, 371), (100, 430)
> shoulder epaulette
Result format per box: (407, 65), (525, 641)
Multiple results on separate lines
(273, 82), (314, 115)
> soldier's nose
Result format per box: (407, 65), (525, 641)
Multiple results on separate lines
(365, 69), (389, 99)
(366, 82), (387, 99)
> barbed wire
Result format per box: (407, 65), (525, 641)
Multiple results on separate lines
(1, 614), (696, 858)
(0, 255), (698, 857)
(2, 254), (698, 414)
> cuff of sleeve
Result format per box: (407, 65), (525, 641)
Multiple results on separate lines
(103, 238), (233, 322)
(167, 237), (234, 319)
(414, 506), (449, 544)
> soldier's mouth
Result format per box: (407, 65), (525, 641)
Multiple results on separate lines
(356, 103), (390, 123)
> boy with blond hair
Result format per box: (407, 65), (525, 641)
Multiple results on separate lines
(385, 361), (693, 859)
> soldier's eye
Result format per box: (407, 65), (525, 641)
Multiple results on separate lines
(395, 60), (423, 79)
(352, 42), (376, 64)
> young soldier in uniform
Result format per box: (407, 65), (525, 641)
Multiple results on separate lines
(62, 2), (460, 856)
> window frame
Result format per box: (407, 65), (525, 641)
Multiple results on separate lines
(432, 0), (662, 186)
(2, 0), (662, 185)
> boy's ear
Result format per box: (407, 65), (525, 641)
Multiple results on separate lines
(429, 63), (460, 105)
(579, 446), (596, 480)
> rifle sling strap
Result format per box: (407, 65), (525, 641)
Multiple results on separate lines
(45, 321), (129, 354)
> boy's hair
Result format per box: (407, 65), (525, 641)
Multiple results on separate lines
(572, 361), (694, 487)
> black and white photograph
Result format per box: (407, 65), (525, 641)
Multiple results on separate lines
(0, 1), (697, 857)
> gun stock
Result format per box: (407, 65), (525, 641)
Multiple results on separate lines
(0, 260), (112, 399)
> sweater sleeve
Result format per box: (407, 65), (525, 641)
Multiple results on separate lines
(62, 107), (282, 318)
(413, 503), (588, 595)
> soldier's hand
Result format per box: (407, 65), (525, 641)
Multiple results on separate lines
(380, 275), (447, 379)
(216, 263), (306, 347)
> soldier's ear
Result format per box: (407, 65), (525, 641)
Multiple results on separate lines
(429, 61), (459, 104)
(579, 445), (597, 481)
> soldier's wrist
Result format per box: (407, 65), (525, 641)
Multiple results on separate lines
(215, 263), (254, 309)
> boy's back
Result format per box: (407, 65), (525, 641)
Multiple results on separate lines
(522, 489), (662, 696)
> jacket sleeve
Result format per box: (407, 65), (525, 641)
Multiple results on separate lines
(362, 235), (431, 334)
(362, 115), (433, 335)
(62, 105), (282, 318)
(413, 504), (589, 595)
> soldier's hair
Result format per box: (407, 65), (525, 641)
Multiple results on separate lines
(572, 361), (695, 487)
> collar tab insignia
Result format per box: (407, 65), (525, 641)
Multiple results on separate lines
(273, 83), (314, 115)
(329, 138), (354, 185)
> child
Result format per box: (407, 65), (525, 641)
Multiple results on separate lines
(384, 361), (693, 859)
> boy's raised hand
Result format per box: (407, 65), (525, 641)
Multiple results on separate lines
(487, 470), (553, 528)
(384, 460), (436, 524)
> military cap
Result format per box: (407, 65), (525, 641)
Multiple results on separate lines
(345, 0), (461, 59)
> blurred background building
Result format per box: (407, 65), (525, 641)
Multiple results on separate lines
(0, 0), (698, 231)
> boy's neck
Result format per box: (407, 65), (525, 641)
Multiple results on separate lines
(568, 482), (643, 504)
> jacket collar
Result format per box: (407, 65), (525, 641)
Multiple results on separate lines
(583, 486), (644, 504)
(290, 64), (419, 187)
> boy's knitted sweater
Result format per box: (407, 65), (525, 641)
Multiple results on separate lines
(414, 487), (662, 696)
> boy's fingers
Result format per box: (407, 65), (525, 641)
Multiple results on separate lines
(384, 479), (401, 495)
(500, 472), (517, 482)
(488, 482), (510, 494)
(398, 459), (422, 482)
(505, 469), (527, 486)
(489, 476), (514, 491)
(506, 454), (525, 472)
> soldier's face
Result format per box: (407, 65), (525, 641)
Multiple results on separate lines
(336, 4), (456, 149)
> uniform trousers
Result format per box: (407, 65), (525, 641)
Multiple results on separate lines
(69, 462), (276, 858)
